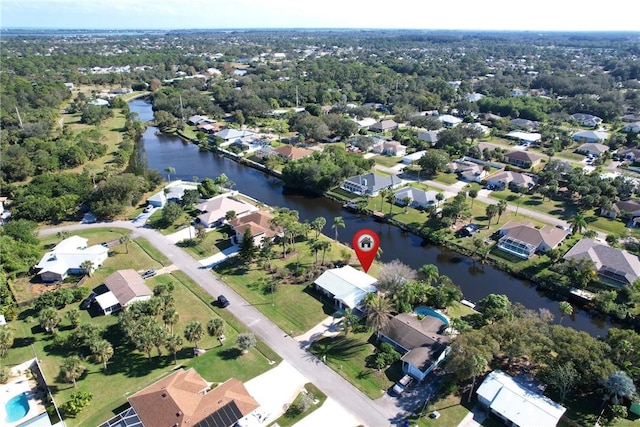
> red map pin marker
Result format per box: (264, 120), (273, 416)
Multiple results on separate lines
(352, 229), (380, 273)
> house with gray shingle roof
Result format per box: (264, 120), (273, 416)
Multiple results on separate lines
(381, 313), (450, 381)
(504, 150), (544, 169)
(576, 143), (609, 157)
(573, 130), (609, 143)
(485, 171), (537, 191)
(369, 120), (398, 133)
(600, 199), (640, 220)
(563, 238), (640, 286)
(341, 173), (402, 196)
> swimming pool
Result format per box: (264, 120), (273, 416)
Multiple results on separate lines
(414, 306), (450, 325)
(5, 392), (29, 423)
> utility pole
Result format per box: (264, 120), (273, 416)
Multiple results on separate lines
(15, 106), (24, 129)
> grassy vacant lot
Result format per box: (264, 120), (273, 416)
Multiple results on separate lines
(4, 231), (278, 427)
(179, 226), (235, 260)
(373, 155), (403, 168)
(272, 383), (327, 427)
(432, 172), (460, 186)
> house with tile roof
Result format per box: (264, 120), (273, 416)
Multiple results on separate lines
(96, 269), (153, 315)
(229, 211), (279, 247)
(477, 370), (566, 427)
(380, 140), (407, 157)
(563, 238), (640, 286)
(503, 150), (544, 169)
(274, 145), (314, 161)
(341, 173), (402, 196)
(35, 235), (109, 282)
(380, 312), (451, 381)
(497, 221), (568, 259)
(196, 196), (258, 228)
(313, 265), (377, 312)
(122, 369), (259, 427)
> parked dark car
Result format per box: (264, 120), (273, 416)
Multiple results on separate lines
(141, 269), (156, 279)
(217, 295), (230, 308)
(81, 292), (97, 309)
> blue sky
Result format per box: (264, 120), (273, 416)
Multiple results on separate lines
(2, 0), (639, 32)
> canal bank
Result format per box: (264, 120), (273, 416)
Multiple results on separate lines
(130, 98), (618, 336)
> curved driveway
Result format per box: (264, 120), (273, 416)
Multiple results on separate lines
(40, 221), (396, 427)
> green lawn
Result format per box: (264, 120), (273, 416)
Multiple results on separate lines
(433, 172), (460, 185)
(309, 332), (397, 399)
(146, 210), (196, 236)
(373, 155), (403, 168)
(4, 231), (278, 427)
(180, 226), (235, 260)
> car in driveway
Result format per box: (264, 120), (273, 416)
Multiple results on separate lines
(80, 292), (97, 309)
(392, 374), (413, 395)
(217, 295), (230, 308)
(141, 269), (156, 279)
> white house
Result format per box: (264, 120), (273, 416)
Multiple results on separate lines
(402, 150), (427, 165)
(313, 265), (377, 311)
(505, 131), (542, 145)
(438, 114), (463, 127)
(571, 113), (602, 128)
(147, 181), (199, 208)
(477, 370), (566, 427)
(96, 269), (153, 315)
(35, 236), (108, 282)
(394, 187), (442, 209)
(573, 130), (609, 143)
(341, 173), (402, 196)
(381, 141), (407, 157)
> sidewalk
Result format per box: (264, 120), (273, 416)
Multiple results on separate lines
(198, 245), (239, 268)
(457, 406), (487, 427)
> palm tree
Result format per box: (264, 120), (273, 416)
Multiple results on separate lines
(468, 355), (488, 403)
(559, 301), (573, 324)
(379, 188), (391, 211)
(402, 196), (411, 213)
(309, 239), (323, 264)
(90, 339), (114, 371)
(387, 192), (397, 215)
(184, 320), (204, 348)
(80, 260), (94, 277)
(419, 264), (440, 286)
(319, 240), (332, 265)
(0, 327), (14, 357)
(342, 308), (360, 336)
(311, 216), (327, 239)
(207, 318), (225, 340)
(39, 307), (60, 335)
(332, 216), (345, 242)
(468, 188), (478, 207)
(165, 334), (183, 364)
(486, 204), (498, 226)
(365, 293), (393, 340)
(569, 212), (587, 235)
(119, 234), (131, 254)
(60, 356), (85, 388)
(66, 308), (81, 329)
(163, 308), (179, 333)
(602, 371), (637, 405)
(497, 200), (507, 223)
(165, 166), (176, 182)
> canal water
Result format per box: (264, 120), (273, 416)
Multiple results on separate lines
(131, 99), (612, 336)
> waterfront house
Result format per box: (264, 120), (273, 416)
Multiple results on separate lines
(341, 173), (402, 196)
(394, 187), (442, 209)
(563, 238), (640, 286)
(147, 181), (199, 208)
(497, 221), (568, 259)
(477, 370), (566, 427)
(313, 265), (377, 312)
(576, 143), (609, 157)
(35, 235), (108, 282)
(503, 150), (544, 169)
(229, 211), (279, 247)
(274, 145), (314, 161)
(214, 128), (255, 143)
(196, 195), (258, 228)
(96, 269), (152, 315)
(109, 369), (259, 427)
(380, 312), (450, 381)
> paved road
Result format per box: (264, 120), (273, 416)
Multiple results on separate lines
(40, 221), (396, 427)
